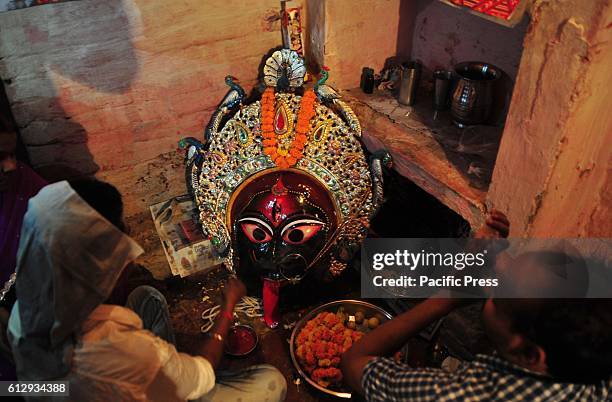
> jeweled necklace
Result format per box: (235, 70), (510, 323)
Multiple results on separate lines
(261, 87), (316, 168)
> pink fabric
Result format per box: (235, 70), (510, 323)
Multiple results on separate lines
(0, 161), (46, 283)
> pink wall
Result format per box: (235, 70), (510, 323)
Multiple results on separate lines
(404, 0), (529, 79)
(0, 0), (292, 218)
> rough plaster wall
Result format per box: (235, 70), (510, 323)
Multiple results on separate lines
(305, 0), (325, 71)
(409, 0), (529, 79)
(487, 0), (612, 237)
(395, 0), (417, 61)
(322, 0), (400, 89)
(0, 0), (288, 218)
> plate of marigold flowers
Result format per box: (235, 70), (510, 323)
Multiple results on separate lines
(290, 300), (392, 398)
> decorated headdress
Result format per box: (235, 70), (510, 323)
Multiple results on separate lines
(181, 49), (390, 278)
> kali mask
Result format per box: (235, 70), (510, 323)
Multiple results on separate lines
(182, 49), (390, 324)
(231, 171), (338, 284)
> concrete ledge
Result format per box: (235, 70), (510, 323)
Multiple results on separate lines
(344, 89), (497, 229)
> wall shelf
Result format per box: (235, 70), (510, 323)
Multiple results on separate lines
(344, 88), (504, 229)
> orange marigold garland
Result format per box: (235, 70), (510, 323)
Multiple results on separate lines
(261, 88), (277, 161)
(261, 87), (316, 168)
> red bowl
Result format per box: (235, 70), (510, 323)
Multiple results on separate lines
(224, 325), (258, 357)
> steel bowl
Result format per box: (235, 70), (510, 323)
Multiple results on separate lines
(289, 300), (393, 398)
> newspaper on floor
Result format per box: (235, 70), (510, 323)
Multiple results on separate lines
(150, 194), (222, 277)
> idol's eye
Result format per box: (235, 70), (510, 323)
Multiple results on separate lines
(238, 218), (273, 244)
(281, 219), (324, 245)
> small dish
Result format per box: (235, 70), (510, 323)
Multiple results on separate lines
(224, 324), (258, 357)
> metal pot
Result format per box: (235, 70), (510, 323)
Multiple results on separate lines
(451, 62), (501, 127)
(289, 300), (393, 398)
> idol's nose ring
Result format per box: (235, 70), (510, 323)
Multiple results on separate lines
(278, 253), (308, 283)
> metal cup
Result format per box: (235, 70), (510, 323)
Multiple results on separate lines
(433, 69), (453, 111)
(398, 61), (421, 106)
(451, 61), (501, 127)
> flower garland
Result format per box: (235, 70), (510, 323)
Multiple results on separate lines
(261, 87), (316, 169)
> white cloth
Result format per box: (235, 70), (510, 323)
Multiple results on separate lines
(8, 181), (144, 380)
(67, 304), (215, 402)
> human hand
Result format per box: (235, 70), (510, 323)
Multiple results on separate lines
(222, 277), (246, 310)
(475, 209), (509, 239)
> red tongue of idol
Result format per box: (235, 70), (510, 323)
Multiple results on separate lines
(263, 278), (281, 328)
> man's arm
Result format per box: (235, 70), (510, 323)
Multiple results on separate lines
(341, 210), (510, 395)
(340, 297), (459, 395)
(149, 277), (244, 402)
(197, 277), (246, 369)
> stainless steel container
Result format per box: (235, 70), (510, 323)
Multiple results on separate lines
(433, 69), (453, 111)
(398, 61), (422, 106)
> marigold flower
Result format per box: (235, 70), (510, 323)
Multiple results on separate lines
(289, 148), (303, 158)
